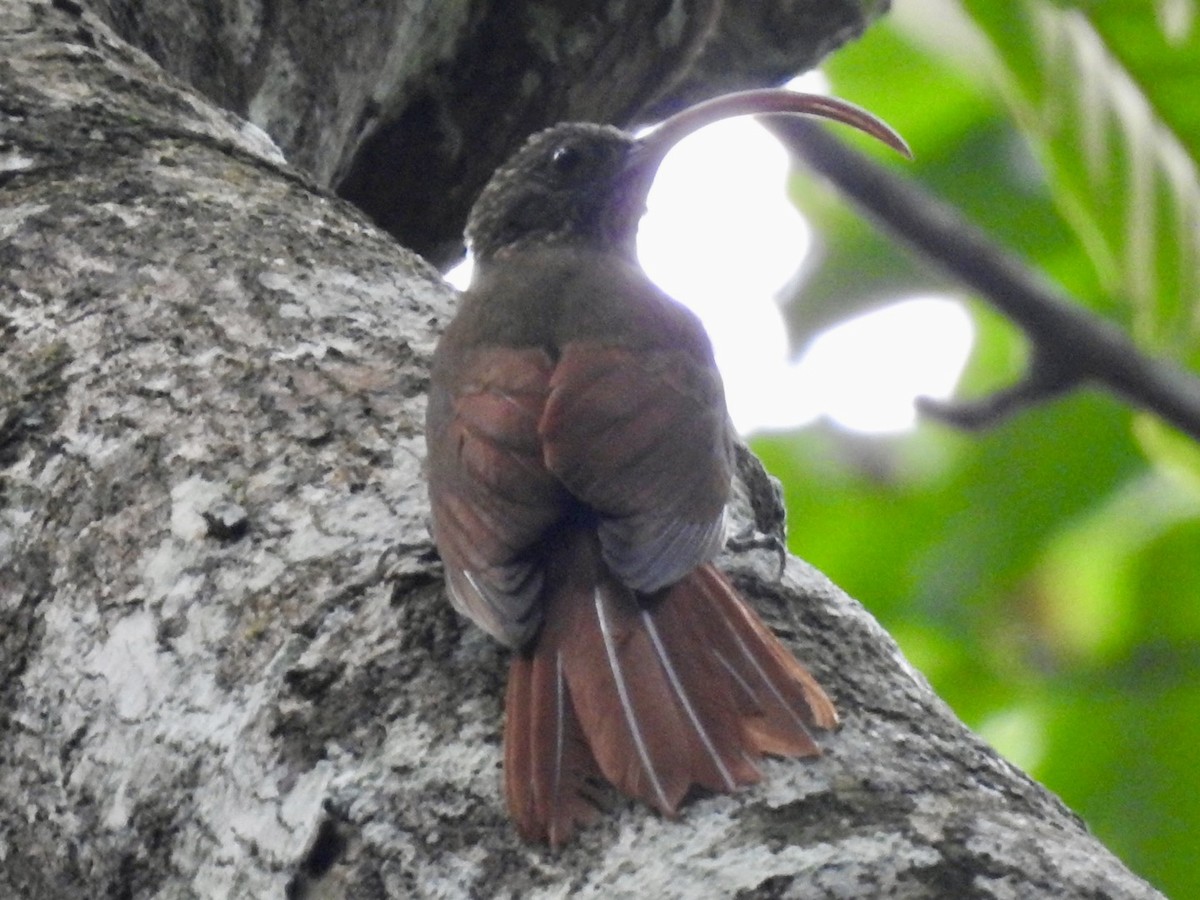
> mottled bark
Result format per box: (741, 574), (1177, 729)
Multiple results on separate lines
(0, 2), (1161, 898)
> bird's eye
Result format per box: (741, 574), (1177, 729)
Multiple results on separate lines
(550, 144), (583, 176)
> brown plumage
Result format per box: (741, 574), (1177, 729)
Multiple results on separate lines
(504, 536), (838, 844)
(424, 90), (908, 845)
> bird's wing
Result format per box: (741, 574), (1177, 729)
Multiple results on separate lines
(426, 344), (567, 648)
(540, 340), (735, 593)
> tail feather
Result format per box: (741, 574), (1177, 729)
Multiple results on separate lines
(559, 579), (761, 815)
(504, 647), (603, 846)
(686, 564), (838, 755)
(503, 532), (837, 842)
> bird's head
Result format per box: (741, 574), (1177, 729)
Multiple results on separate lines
(465, 89), (910, 266)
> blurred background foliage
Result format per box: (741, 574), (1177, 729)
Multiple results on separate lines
(759, 0), (1200, 895)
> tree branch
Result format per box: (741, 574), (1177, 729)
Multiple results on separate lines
(771, 117), (1200, 440)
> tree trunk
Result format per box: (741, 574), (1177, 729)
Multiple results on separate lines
(0, 2), (1161, 897)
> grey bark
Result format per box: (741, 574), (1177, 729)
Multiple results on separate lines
(0, 1), (1162, 898)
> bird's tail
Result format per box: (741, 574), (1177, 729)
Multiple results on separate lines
(503, 530), (837, 846)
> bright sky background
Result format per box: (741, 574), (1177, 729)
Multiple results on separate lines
(447, 74), (975, 436)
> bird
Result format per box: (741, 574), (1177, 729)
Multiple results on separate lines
(424, 88), (909, 846)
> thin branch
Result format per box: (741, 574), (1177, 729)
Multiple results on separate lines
(915, 351), (1078, 429)
(767, 117), (1200, 441)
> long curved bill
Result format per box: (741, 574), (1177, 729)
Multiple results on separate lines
(637, 88), (911, 169)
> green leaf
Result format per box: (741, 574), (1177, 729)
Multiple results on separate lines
(960, 0), (1200, 361)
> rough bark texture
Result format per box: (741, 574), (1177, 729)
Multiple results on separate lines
(0, 1), (1163, 898)
(87, 0), (889, 266)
